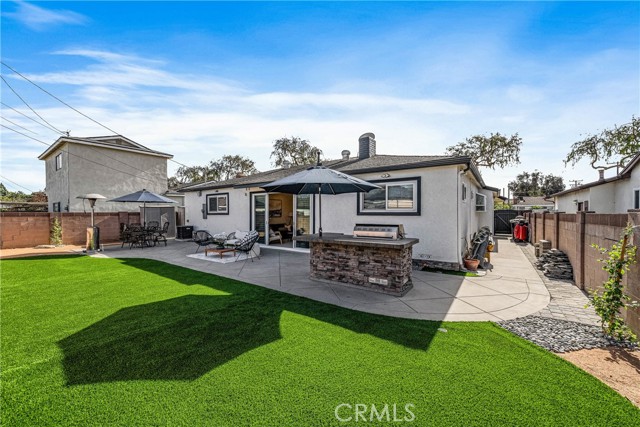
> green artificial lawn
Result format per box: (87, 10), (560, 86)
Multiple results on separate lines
(1, 256), (638, 426)
(420, 267), (479, 277)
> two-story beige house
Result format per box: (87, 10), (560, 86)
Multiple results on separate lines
(38, 135), (173, 212)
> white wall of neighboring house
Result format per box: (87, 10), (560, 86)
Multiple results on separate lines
(555, 165), (639, 213)
(183, 164), (494, 266)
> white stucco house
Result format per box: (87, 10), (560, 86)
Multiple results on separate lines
(38, 135), (173, 213)
(553, 152), (640, 213)
(179, 133), (497, 269)
(512, 196), (554, 211)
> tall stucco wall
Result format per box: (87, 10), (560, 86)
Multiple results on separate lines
(44, 143), (169, 213)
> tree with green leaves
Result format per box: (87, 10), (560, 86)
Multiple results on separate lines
(168, 155), (258, 189)
(508, 170), (565, 197)
(565, 115), (640, 172)
(445, 132), (522, 169)
(270, 136), (322, 167)
(208, 155), (258, 181)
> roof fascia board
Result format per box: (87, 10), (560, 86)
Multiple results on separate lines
(38, 137), (172, 160)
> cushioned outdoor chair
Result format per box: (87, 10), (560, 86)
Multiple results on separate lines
(231, 230), (260, 261)
(192, 230), (215, 253)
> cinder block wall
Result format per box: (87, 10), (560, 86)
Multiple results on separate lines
(1, 212), (141, 249)
(0, 212), (51, 249)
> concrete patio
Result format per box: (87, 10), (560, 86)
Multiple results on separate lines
(95, 236), (551, 322)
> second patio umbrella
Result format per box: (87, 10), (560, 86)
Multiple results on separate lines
(261, 166), (380, 236)
(109, 189), (177, 226)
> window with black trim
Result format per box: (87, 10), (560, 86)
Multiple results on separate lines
(358, 177), (420, 215)
(461, 184), (467, 201)
(55, 153), (62, 171)
(475, 193), (486, 212)
(53, 202), (61, 212)
(634, 189), (639, 209)
(206, 193), (229, 215)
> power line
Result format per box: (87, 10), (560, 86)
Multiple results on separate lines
(0, 174), (36, 193)
(1, 101), (59, 135)
(1, 61), (190, 169)
(0, 75), (66, 135)
(0, 115), (39, 135)
(1, 124), (161, 184)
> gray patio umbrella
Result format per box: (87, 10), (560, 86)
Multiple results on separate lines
(261, 165), (380, 236)
(109, 189), (177, 226)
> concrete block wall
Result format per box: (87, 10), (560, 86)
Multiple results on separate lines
(1, 212), (141, 249)
(0, 212), (52, 249)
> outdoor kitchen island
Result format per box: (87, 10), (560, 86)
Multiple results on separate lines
(295, 233), (419, 296)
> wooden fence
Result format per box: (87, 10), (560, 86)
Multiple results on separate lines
(524, 210), (640, 336)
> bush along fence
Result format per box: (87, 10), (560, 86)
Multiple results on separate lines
(0, 211), (141, 249)
(524, 210), (640, 337)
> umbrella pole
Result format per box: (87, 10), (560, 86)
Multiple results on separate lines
(318, 187), (322, 237)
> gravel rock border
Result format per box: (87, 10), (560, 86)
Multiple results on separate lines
(497, 316), (638, 353)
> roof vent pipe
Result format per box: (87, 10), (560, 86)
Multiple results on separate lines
(598, 168), (605, 181)
(282, 160), (292, 169)
(341, 150), (351, 160)
(358, 132), (376, 160)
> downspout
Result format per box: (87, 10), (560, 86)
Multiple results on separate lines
(457, 167), (461, 268)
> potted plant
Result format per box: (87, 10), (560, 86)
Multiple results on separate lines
(463, 240), (480, 271)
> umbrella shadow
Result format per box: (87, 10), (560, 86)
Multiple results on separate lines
(57, 258), (441, 385)
(58, 294), (283, 385)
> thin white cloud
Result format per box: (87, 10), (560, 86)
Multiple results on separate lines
(4, 1), (88, 31)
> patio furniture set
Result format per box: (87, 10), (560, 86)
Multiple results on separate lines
(120, 221), (170, 249)
(193, 230), (261, 261)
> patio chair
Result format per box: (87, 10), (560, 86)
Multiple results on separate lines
(120, 223), (133, 248)
(269, 228), (283, 245)
(231, 230), (260, 262)
(153, 222), (170, 246)
(193, 230), (215, 253)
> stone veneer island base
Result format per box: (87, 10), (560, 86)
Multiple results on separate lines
(295, 233), (419, 296)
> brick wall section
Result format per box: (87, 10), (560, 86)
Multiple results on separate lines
(0, 212), (51, 249)
(1, 212), (141, 249)
(524, 210), (640, 336)
(310, 242), (414, 296)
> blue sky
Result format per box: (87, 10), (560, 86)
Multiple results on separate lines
(1, 1), (638, 194)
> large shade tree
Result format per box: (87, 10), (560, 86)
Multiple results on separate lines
(270, 136), (322, 167)
(446, 132), (523, 169)
(565, 116), (639, 172)
(168, 155), (257, 189)
(508, 171), (565, 197)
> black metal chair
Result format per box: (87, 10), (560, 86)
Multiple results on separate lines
(232, 230), (260, 262)
(153, 222), (170, 246)
(193, 230), (215, 253)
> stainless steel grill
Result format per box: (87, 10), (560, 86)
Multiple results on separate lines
(353, 224), (404, 240)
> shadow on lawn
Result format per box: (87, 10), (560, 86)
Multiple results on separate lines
(58, 258), (442, 385)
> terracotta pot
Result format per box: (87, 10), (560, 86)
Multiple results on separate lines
(463, 258), (480, 271)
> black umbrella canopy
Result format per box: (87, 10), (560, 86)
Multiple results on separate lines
(261, 166), (380, 195)
(109, 189), (177, 225)
(261, 166), (380, 236)
(109, 189), (177, 204)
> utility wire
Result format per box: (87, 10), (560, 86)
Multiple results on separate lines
(0, 75), (66, 135)
(1, 61), (190, 169)
(0, 115), (39, 135)
(1, 124), (160, 184)
(0, 173), (36, 193)
(1, 101), (59, 135)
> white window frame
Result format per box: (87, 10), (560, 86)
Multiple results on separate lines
(55, 153), (62, 171)
(360, 180), (418, 214)
(206, 193), (229, 215)
(475, 193), (487, 212)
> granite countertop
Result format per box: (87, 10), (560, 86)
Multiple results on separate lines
(294, 233), (419, 249)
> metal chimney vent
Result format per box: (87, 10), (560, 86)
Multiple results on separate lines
(341, 150), (351, 160)
(358, 132), (376, 159)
